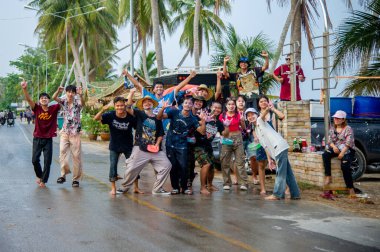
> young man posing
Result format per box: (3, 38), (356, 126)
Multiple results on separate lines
(117, 89), (172, 195)
(94, 97), (141, 195)
(52, 85), (84, 187)
(157, 97), (206, 195)
(21, 80), (60, 188)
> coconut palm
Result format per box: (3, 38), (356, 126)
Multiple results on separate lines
(136, 51), (158, 83)
(119, 0), (170, 79)
(266, 0), (354, 73)
(169, 0), (227, 68)
(28, 0), (118, 89)
(210, 24), (277, 94)
(333, 0), (380, 96)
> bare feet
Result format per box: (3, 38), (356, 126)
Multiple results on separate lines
(39, 182), (46, 188)
(200, 188), (211, 195)
(232, 179), (238, 185)
(36, 178), (41, 185)
(324, 176), (332, 186)
(208, 185), (219, 192)
(133, 188), (144, 194)
(110, 189), (116, 195)
(260, 191), (267, 196)
(252, 178), (259, 185)
(265, 195), (280, 200)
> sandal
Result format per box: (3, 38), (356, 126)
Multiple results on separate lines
(72, 181), (80, 187)
(57, 177), (66, 184)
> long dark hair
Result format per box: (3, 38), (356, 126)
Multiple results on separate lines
(257, 94), (269, 111)
(222, 97), (238, 120)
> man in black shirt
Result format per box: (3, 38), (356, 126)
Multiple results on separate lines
(94, 97), (140, 195)
(117, 89), (172, 195)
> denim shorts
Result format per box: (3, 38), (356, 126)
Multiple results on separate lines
(256, 146), (267, 161)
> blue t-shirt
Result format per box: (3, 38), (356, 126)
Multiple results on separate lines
(143, 88), (176, 131)
(166, 108), (200, 149)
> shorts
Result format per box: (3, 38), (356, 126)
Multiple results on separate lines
(256, 146), (267, 161)
(194, 146), (214, 167)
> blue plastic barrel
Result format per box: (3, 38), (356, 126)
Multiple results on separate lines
(353, 96), (380, 117)
(330, 97), (353, 117)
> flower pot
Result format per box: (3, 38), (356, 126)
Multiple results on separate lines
(88, 133), (98, 141)
(100, 132), (110, 141)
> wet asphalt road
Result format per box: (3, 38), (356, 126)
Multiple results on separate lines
(0, 121), (379, 252)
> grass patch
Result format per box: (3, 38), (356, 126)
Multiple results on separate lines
(298, 181), (321, 191)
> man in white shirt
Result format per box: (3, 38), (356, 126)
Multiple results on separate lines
(253, 107), (300, 200)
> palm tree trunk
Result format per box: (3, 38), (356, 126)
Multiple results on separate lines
(291, 0), (302, 63)
(142, 37), (150, 85)
(193, 0), (201, 70)
(150, 0), (164, 76)
(177, 49), (191, 68)
(68, 26), (85, 87)
(269, 0), (301, 74)
(82, 34), (90, 90)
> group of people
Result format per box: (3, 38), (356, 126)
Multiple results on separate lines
(20, 52), (356, 199)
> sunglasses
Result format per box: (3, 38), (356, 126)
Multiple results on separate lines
(285, 58), (291, 61)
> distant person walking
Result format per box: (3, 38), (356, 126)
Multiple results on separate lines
(52, 85), (84, 187)
(21, 80), (60, 188)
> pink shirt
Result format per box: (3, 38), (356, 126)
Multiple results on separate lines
(274, 64), (305, 101)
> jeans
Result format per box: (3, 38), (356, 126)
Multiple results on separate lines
(322, 147), (354, 188)
(273, 149), (300, 199)
(109, 150), (132, 182)
(32, 138), (53, 183)
(166, 146), (188, 191)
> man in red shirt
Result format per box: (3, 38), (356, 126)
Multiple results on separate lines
(273, 54), (306, 101)
(21, 81), (60, 188)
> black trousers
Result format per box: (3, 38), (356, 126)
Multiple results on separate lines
(322, 147), (354, 188)
(32, 138), (53, 183)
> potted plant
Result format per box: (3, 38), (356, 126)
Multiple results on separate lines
(81, 113), (100, 140)
(99, 123), (110, 141)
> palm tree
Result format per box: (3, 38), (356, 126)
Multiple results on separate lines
(136, 51), (158, 83)
(333, 0), (380, 96)
(151, 0), (164, 76)
(119, 0), (170, 79)
(266, 0), (353, 73)
(170, 0), (227, 68)
(210, 24), (277, 94)
(29, 0), (118, 89)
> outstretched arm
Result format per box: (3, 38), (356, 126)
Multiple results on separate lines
(261, 51), (269, 72)
(77, 86), (85, 106)
(52, 86), (64, 103)
(20, 81), (36, 110)
(156, 100), (170, 120)
(94, 100), (113, 122)
(223, 56), (230, 78)
(123, 69), (143, 93)
(215, 71), (222, 100)
(126, 88), (136, 116)
(173, 70), (197, 94)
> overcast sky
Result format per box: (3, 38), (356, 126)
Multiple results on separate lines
(0, 0), (360, 99)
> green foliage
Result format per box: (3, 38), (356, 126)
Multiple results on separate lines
(333, 0), (380, 96)
(136, 50), (157, 82)
(81, 112), (101, 134)
(210, 24), (278, 94)
(0, 73), (24, 110)
(99, 123), (110, 133)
